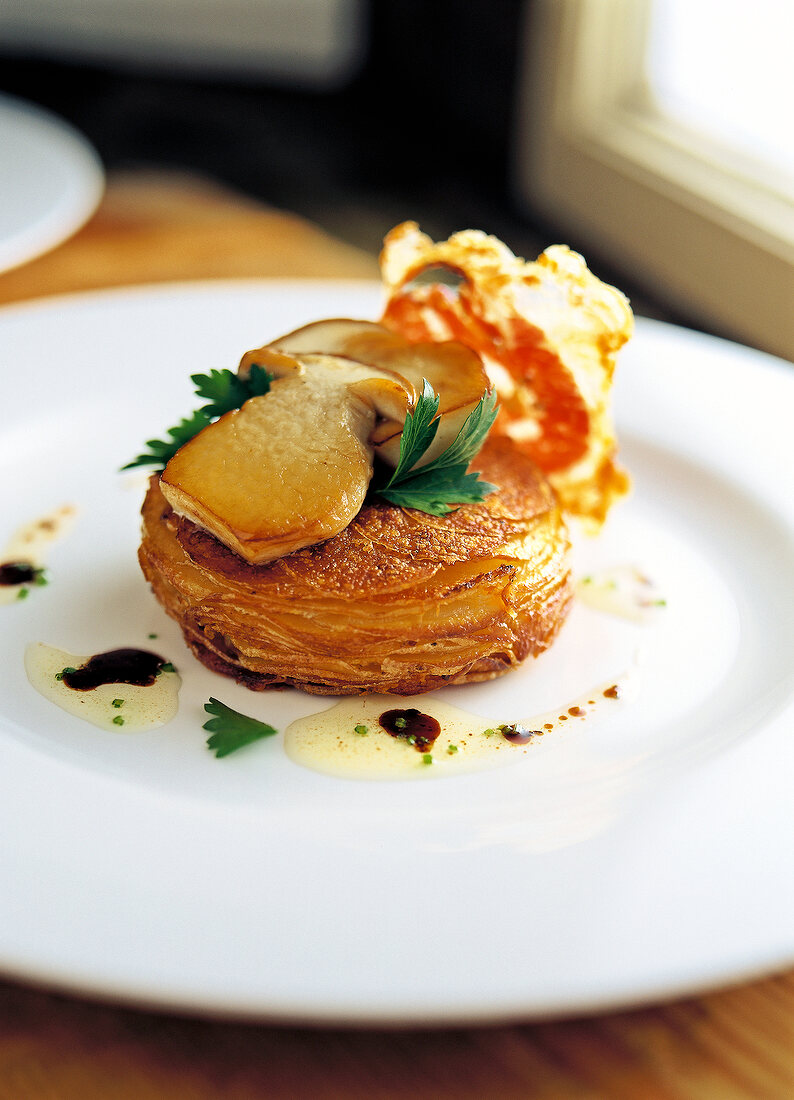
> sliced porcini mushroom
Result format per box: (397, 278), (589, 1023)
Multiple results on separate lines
(265, 318), (400, 360)
(159, 351), (412, 565)
(367, 341), (493, 468)
(262, 319), (493, 468)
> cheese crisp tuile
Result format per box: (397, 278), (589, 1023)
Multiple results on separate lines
(379, 222), (634, 527)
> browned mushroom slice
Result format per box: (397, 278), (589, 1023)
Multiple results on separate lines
(160, 351), (412, 564)
(257, 319), (493, 467)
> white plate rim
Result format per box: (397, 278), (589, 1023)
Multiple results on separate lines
(0, 279), (793, 1025)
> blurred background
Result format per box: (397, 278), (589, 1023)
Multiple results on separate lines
(0, 0), (791, 359)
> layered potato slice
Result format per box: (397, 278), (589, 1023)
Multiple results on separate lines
(139, 436), (572, 696)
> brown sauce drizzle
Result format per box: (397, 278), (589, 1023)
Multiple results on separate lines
(0, 561), (37, 586)
(379, 708), (441, 752)
(499, 724), (538, 745)
(62, 648), (170, 691)
(603, 684), (621, 699)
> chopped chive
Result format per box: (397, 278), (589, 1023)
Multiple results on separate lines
(447, 744), (458, 755)
(112, 715), (125, 726)
(158, 661), (176, 674)
(422, 753), (433, 765)
(16, 587), (29, 600)
(112, 699), (125, 708)
(483, 728), (496, 737)
(354, 724), (368, 736)
(148, 632), (158, 639)
(394, 716), (407, 730)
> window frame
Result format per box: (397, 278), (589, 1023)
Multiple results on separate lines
(512, 0), (794, 361)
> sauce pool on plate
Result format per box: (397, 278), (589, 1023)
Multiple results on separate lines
(25, 643), (181, 732)
(284, 677), (632, 780)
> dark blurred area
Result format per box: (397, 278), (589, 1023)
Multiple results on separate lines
(0, 0), (673, 323)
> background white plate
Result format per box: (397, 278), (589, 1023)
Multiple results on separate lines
(0, 93), (104, 273)
(0, 281), (793, 1024)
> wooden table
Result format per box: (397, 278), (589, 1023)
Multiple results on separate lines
(2, 171), (793, 1099)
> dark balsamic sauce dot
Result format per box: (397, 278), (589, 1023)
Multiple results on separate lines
(568, 706), (586, 717)
(0, 561), (37, 586)
(603, 684), (621, 699)
(379, 708), (441, 752)
(62, 649), (169, 691)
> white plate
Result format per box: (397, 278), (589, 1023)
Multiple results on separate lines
(0, 280), (793, 1024)
(0, 94), (103, 273)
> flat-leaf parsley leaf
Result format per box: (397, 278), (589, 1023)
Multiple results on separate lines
(203, 697), (278, 758)
(377, 381), (498, 515)
(193, 363), (273, 419)
(123, 365), (273, 470)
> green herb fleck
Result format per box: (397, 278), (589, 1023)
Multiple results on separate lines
(483, 727), (496, 737)
(158, 662), (176, 675)
(422, 753), (433, 765)
(394, 716), (407, 730)
(55, 666), (78, 681)
(203, 697), (278, 758)
(148, 632), (158, 639)
(376, 381), (498, 516)
(112, 698), (124, 708)
(447, 744), (459, 755)
(122, 365), (274, 470)
(112, 715), (125, 726)
(354, 724), (369, 736)
(16, 587), (29, 600)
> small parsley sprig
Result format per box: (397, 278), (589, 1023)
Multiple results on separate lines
(377, 381), (498, 515)
(203, 697), (278, 758)
(123, 364), (273, 470)
(193, 364), (272, 418)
